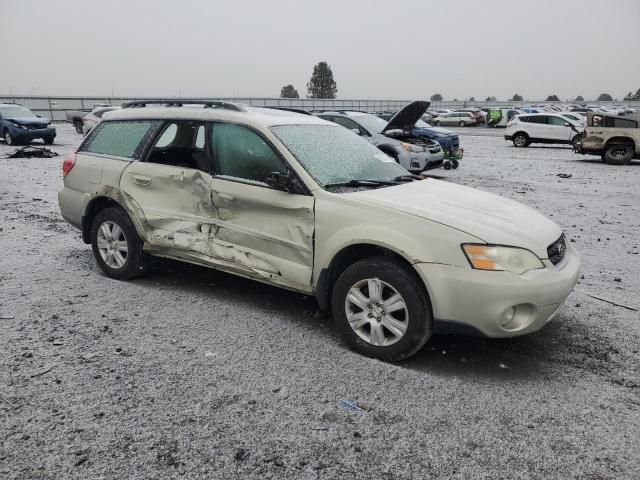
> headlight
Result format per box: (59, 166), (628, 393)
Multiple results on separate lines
(462, 244), (544, 275)
(400, 142), (425, 153)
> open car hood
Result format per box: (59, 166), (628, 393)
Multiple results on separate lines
(382, 101), (430, 134)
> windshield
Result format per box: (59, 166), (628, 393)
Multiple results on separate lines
(350, 114), (388, 134)
(271, 124), (408, 188)
(0, 106), (36, 118)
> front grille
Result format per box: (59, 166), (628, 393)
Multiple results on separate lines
(547, 234), (567, 266)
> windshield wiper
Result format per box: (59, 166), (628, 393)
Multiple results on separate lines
(324, 179), (398, 189)
(393, 174), (423, 182)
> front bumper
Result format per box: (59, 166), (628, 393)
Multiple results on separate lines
(9, 127), (56, 142)
(414, 244), (581, 337)
(406, 150), (445, 172)
(504, 134), (513, 141)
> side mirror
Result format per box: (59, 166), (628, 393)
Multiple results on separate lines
(265, 171), (292, 191)
(36, 114), (42, 118)
(350, 128), (361, 135)
(563, 122), (570, 127)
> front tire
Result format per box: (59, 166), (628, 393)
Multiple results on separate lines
(90, 207), (147, 280)
(332, 256), (432, 362)
(603, 144), (634, 165)
(459, 121), (466, 127)
(4, 131), (15, 145)
(44, 136), (54, 145)
(513, 132), (529, 147)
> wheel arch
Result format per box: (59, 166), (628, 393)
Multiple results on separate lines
(604, 136), (636, 150)
(81, 196), (127, 243)
(315, 242), (426, 312)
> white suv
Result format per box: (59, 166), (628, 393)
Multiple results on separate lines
(58, 100), (580, 361)
(505, 113), (584, 148)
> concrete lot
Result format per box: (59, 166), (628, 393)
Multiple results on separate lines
(1, 124), (639, 479)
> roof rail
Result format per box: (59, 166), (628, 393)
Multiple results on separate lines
(121, 99), (246, 112)
(311, 109), (368, 114)
(262, 107), (313, 115)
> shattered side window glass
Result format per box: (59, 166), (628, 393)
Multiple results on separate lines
(195, 125), (205, 148)
(271, 124), (407, 187)
(212, 123), (286, 183)
(155, 123), (178, 147)
(83, 121), (155, 158)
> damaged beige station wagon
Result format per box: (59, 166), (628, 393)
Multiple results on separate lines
(59, 100), (581, 361)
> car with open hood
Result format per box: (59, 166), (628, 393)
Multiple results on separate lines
(0, 103), (56, 145)
(58, 100), (580, 362)
(375, 104), (462, 164)
(316, 103), (445, 172)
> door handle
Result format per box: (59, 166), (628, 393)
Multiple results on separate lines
(131, 174), (152, 186)
(218, 192), (235, 202)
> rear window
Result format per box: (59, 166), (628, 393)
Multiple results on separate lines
(81, 120), (156, 158)
(592, 115), (638, 128)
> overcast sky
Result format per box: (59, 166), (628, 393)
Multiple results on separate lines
(1, 0), (639, 101)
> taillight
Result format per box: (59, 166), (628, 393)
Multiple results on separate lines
(62, 152), (77, 177)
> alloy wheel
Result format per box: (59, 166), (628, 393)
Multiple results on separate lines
(96, 220), (129, 269)
(345, 278), (409, 347)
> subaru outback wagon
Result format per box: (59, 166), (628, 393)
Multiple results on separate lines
(58, 100), (580, 361)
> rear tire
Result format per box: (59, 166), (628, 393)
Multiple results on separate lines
(603, 144), (634, 165)
(74, 122), (83, 134)
(513, 132), (529, 147)
(44, 137), (54, 145)
(332, 256), (432, 362)
(459, 121), (466, 127)
(90, 207), (147, 280)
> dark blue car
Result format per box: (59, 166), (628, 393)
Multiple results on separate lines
(0, 103), (56, 146)
(413, 119), (461, 158)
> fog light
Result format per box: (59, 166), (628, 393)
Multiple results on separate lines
(500, 307), (515, 326)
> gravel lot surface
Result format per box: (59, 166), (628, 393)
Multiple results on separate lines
(1, 124), (639, 479)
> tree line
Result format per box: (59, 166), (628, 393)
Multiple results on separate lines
(280, 67), (640, 102)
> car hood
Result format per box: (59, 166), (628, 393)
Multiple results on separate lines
(382, 101), (430, 134)
(349, 179), (561, 259)
(6, 117), (50, 127)
(413, 126), (456, 137)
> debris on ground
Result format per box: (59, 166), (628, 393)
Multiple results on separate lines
(339, 400), (373, 412)
(4, 146), (59, 159)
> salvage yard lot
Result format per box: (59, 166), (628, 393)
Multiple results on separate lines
(1, 124), (639, 479)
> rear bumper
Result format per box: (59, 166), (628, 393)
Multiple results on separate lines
(414, 244), (581, 338)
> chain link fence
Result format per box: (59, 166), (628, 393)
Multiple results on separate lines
(2, 95), (639, 122)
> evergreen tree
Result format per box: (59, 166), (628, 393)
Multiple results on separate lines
(546, 94), (560, 101)
(485, 96), (497, 102)
(511, 94), (523, 101)
(306, 62), (337, 99)
(280, 84), (299, 98)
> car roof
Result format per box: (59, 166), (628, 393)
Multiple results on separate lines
(104, 104), (329, 128)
